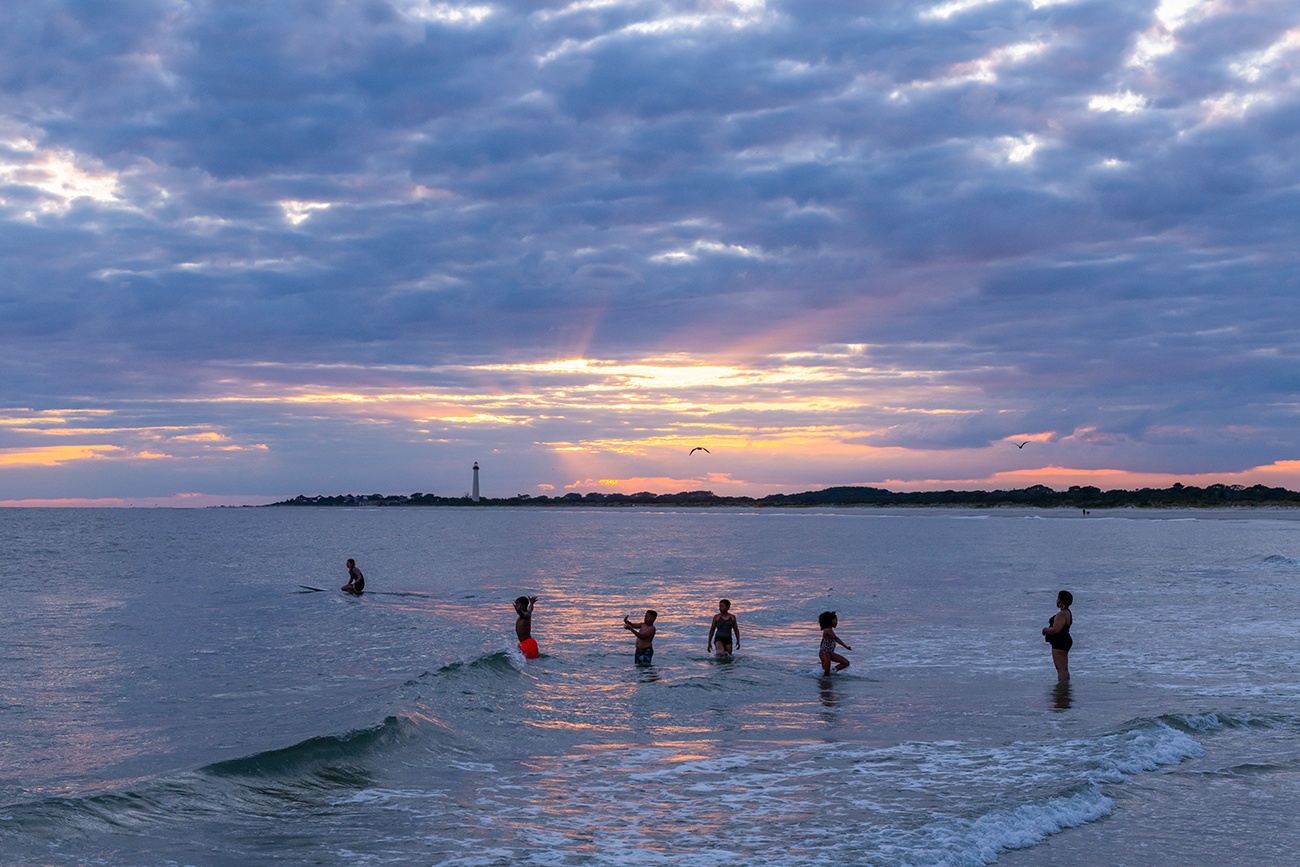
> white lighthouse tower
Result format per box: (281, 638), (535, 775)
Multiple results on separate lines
(471, 462), (480, 502)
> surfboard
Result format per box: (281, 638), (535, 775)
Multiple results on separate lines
(298, 584), (325, 592)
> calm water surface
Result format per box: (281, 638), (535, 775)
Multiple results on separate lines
(2, 507), (1299, 865)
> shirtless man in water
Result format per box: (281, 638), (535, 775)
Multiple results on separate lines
(623, 610), (657, 665)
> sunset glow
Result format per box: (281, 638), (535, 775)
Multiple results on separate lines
(1, 0), (1298, 504)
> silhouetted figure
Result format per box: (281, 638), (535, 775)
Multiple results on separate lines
(342, 559), (365, 595)
(1042, 590), (1073, 682)
(515, 595), (539, 658)
(707, 598), (740, 657)
(624, 610), (658, 665)
(818, 611), (852, 675)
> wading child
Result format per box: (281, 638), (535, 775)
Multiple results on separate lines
(818, 611), (851, 675)
(514, 595), (539, 659)
(707, 599), (740, 657)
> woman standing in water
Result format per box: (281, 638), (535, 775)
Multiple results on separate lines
(1042, 590), (1073, 682)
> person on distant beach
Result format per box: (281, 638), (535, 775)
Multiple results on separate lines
(818, 611), (851, 675)
(515, 595), (539, 659)
(1042, 590), (1073, 682)
(707, 599), (740, 657)
(342, 559), (365, 595)
(624, 610), (657, 665)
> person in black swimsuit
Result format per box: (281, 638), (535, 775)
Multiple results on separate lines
(707, 599), (740, 657)
(1042, 590), (1073, 682)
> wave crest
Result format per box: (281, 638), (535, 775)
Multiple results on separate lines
(200, 714), (422, 781)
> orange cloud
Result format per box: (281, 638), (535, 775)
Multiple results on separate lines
(211, 348), (963, 427)
(553, 428), (910, 461)
(171, 431), (227, 443)
(562, 473), (786, 496)
(1002, 432), (1055, 445)
(0, 445), (120, 467)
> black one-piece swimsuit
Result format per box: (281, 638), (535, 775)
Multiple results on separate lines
(1046, 613), (1072, 651)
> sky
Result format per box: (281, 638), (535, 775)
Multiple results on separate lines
(1, 0), (1299, 506)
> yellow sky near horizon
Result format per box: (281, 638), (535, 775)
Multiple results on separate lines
(4, 349), (1298, 502)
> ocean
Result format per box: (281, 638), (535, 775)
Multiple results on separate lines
(2, 506), (1299, 865)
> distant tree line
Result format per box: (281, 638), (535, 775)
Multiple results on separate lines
(267, 483), (1300, 509)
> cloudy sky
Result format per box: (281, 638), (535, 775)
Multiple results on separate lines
(1, 0), (1298, 506)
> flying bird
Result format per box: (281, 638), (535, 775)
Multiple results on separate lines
(689, 447), (710, 455)
(1015, 441), (1030, 449)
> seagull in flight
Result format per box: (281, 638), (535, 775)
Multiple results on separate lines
(689, 447), (710, 455)
(1014, 441), (1030, 449)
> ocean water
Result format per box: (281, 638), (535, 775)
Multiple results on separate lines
(2, 506), (1300, 866)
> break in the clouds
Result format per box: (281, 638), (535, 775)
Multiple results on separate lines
(2, 0), (1299, 504)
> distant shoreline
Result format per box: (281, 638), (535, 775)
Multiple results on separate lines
(265, 483), (1300, 510)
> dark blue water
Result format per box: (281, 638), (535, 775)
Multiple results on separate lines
(3, 507), (1300, 865)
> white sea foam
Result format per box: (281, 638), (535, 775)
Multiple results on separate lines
(411, 716), (1204, 866)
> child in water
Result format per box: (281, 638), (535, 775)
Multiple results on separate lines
(818, 611), (851, 675)
(707, 599), (740, 657)
(514, 595), (539, 659)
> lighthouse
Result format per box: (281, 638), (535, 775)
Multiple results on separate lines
(471, 462), (480, 502)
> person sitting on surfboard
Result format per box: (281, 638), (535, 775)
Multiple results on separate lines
(514, 595), (539, 658)
(342, 559), (365, 595)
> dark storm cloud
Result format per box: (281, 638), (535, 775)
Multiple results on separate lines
(2, 0), (1300, 499)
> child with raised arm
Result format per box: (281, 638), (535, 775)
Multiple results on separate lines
(818, 611), (851, 675)
(514, 595), (539, 659)
(623, 609), (658, 665)
(707, 599), (740, 657)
